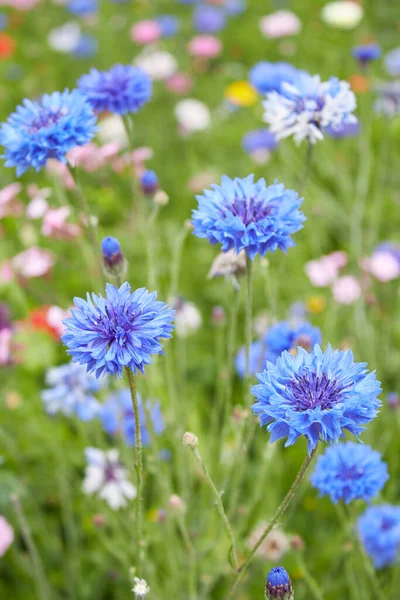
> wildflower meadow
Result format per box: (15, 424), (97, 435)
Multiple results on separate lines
(1, 1), (400, 599)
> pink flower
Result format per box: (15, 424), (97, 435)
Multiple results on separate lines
(361, 252), (400, 282)
(188, 170), (219, 194)
(0, 261), (14, 283)
(26, 197), (49, 220)
(0, 0), (41, 10)
(0, 516), (14, 556)
(304, 251), (347, 287)
(130, 20), (161, 45)
(12, 247), (55, 279)
(165, 72), (193, 95)
(68, 142), (120, 172)
(188, 35), (222, 58)
(0, 329), (12, 365)
(0, 183), (23, 219)
(46, 305), (71, 337)
(42, 207), (80, 240)
(259, 10), (302, 38)
(46, 160), (76, 190)
(332, 275), (361, 304)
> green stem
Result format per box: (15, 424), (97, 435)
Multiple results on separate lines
(125, 368), (144, 572)
(299, 140), (313, 196)
(245, 255), (253, 382)
(177, 518), (197, 600)
(12, 495), (51, 600)
(296, 554), (324, 600)
(228, 445), (318, 597)
(147, 205), (159, 290)
(189, 446), (239, 571)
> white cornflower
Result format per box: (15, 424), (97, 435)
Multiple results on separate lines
(132, 577), (150, 598)
(321, 1), (363, 30)
(169, 297), (202, 338)
(83, 448), (137, 510)
(135, 49), (177, 81)
(263, 73), (357, 145)
(174, 99), (211, 133)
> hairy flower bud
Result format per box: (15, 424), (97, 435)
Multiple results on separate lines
(265, 567), (293, 600)
(167, 494), (187, 515)
(183, 431), (199, 449)
(101, 236), (127, 280)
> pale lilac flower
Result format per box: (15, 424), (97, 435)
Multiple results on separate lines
(332, 275), (361, 304)
(83, 448), (137, 510)
(259, 10), (301, 38)
(130, 20), (161, 45)
(68, 142), (120, 172)
(361, 251), (400, 282)
(26, 197), (49, 220)
(165, 73), (193, 95)
(11, 247), (55, 279)
(0, 183), (23, 219)
(0, 516), (14, 556)
(47, 21), (81, 53)
(97, 115), (129, 148)
(188, 35), (222, 58)
(305, 251), (347, 287)
(41, 207), (81, 240)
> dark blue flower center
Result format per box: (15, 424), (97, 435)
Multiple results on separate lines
(226, 197), (274, 226)
(29, 109), (66, 133)
(289, 371), (346, 412)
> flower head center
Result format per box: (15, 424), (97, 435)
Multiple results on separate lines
(227, 196), (274, 226)
(289, 370), (345, 412)
(29, 108), (67, 133)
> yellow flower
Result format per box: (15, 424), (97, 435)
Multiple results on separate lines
(307, 295), (326, 314)
(224, 81), (258, 107)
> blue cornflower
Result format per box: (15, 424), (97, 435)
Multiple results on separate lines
(101, 388), (164, 446)
(311, 442), (388, 504)
(235, 320), (321, 378)
(78, 64), (152, 115)
(326, 121), (360, 138)
(352, 43), (381, 66)
(252, 345), (381, 454)
(156, 15), (180, 38)
(101, 236), (124, 267)
(41, 362), (105, 421)
(192, 175), (305, 260)
(249, 62), (299, 95)
(242, 129), (278, 154)
(62, 283), (175, 378)
(72, 34), (98, 59)
(264, 72), (357, 145)
(193, 5), (226, 33)
(67, 0), (97, 15)
(225, 0), (246, 16)
(358, 504), (400, 568)
(265, 321), (321, 360)
(0, 89), (97, 176)
(0, 13), (8, 31)
(140, 169), (158, 196)
(385, 46), (400, 77)
(265, 567), (293, 600)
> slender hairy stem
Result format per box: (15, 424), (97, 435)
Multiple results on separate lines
(12, 495), (51, 600)
(299, 140), (313, 196)
(245, 255), (253, 382)
(147, 205), (159, 290)
(177, 518), (197, 600)
(351, 509), (381, 600)
(228, 445), (318, 597)
(296, 554), (324, 600)
(125, 367), (144, 572)
(188, 446), (239, 571)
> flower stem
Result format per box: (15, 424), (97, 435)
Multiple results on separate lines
(245, 254), (253, 382)
(177, 518), (197, 600)
(125, 367), (144, 572)
(188, 446), (239, 571)
(147, 205), (159, 290)
(12, 495), (51, 600)
(299, 140), (313, 196)
(228, 445), (318, 597)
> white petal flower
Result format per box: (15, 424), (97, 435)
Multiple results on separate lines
(132, 577), (150, 597)
(47, 22), (81, 53)
(135, 49), (177, 81)
(83, 448), (136, 510)
(169, 298), (202, 338)
(174, 99), (211, 133)
(97, 115), (129, 149)
(321, 1), (363, 30)
(263, 74), (357, 145)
